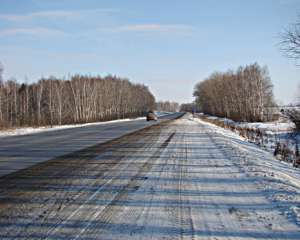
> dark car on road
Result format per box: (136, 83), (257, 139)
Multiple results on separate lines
(146, 110), (158, 121)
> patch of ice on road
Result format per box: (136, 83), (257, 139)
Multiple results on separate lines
(0, 117), (146, 138)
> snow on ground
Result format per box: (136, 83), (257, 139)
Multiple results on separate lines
(204, 114), (295, 132)
(196, 113), (299, 165)
(1, 114), (300, 239)
(0, 117), (146, 138)
(238, 121), (295, 132)
(195, 116), (300, 227)
(194, 117), (246, 141)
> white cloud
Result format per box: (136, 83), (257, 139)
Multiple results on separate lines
(119, 24), (193, 32)
(0, 27), (66, 37)
(0, 8), (115, 22)
(99, 24), (195, 35)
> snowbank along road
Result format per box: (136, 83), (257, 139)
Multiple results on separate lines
(0, 114), (300, 239)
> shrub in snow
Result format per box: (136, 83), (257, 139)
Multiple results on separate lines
(283, 109), (300, 132)
(196, 113), (299, 168)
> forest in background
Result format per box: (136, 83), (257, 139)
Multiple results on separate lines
(156, 101), (179, 112)
(0, 67), (155, 128)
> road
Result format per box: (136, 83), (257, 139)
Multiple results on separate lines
(0, 113), (182, 177)
(0, 114), (300, 239)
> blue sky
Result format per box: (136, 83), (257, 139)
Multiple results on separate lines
(0, 0), (299, 104)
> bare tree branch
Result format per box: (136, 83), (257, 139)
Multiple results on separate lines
(280, 15), (300, 62)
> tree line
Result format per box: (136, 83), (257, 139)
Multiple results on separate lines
(193, 63), (276, 122)
(0, 71), (155, 128)
(156, 101), (179, 112)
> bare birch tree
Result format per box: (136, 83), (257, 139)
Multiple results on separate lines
(194, 63), (276, 122)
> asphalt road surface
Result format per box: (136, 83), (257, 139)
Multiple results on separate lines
(0, 113), (182, 177)
(0, 114), (300, 239)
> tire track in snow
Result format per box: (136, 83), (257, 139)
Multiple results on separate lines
(69, 129), (177, 239)
(1, 114), (300, 239)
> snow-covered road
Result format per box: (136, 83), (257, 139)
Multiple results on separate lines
(0, 113), (182, 177)
(0, 114), (300, 239)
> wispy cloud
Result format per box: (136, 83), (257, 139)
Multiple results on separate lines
(117, 24), (194, 33)
(0, 8), (115, 22)
(97, 24), (195, 35)
(0, 27), (66, 37)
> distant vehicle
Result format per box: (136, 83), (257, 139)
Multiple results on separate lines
(146, 110), (158, 121)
